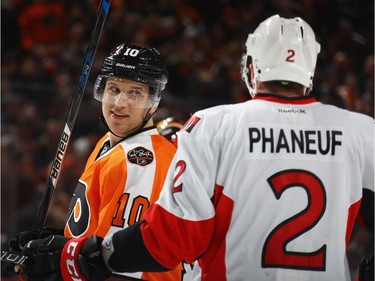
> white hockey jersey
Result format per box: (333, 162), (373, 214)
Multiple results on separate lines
(138, 94), (374, 281)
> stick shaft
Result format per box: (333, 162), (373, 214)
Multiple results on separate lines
(33, 0), (111, 231)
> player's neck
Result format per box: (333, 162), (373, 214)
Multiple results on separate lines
(257, 83), (307, 98)
(260, 91), (305, 98)
(108, 119), (155, 147)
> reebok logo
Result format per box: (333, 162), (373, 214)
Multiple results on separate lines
(278, 108), (306, 114)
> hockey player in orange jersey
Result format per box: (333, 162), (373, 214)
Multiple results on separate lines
(12, 43), (184, 281)
(61, 42), (183, 280)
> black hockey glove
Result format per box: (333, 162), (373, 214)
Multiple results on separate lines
(4, 228), (64, 275)
(9, 227), (64, 251)
(20, 235), (111, 281)
(358, 254), (374, 281)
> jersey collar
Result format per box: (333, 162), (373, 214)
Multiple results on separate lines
(252, 93), (318, 105)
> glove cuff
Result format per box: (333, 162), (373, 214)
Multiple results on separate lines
(60, 237), (88, 281)
(101, 234), (116, 272)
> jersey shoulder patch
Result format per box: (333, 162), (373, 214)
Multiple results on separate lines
(181, 115), (201, 133)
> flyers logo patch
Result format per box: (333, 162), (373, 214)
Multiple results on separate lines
(181, 115), (201, 133)
(127, 147), (154, 166)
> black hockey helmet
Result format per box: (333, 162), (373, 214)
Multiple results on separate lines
(93, 43), (168, 105)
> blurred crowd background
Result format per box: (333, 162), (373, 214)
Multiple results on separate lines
(1, 0), (373, 280)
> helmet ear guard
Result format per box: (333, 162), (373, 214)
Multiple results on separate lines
(241, 14), (321, 97)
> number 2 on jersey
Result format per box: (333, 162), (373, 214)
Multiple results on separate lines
(262, 169), (327, 271)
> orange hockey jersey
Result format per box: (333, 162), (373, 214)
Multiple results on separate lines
(64, 128), (183, 280)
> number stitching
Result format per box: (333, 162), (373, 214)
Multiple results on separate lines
(112, 193), (130, 227)
(262, 169), (327, 271)
(173, 160), (186, 193)
(112, 193), (150, 227)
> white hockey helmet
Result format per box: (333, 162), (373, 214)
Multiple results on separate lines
(241, 14), (321, 97)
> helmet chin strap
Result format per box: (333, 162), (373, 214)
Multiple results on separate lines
(99, 106), (157, 140)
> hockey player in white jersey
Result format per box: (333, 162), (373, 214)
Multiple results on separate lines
(19, 14), (374, 281)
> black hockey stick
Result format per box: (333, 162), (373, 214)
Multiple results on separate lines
(1, 0), (111, 265)
(34, 0), (111, 232)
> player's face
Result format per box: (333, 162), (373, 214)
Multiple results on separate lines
(101, 78), (153, 137)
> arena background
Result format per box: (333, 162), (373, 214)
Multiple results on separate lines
(1, 0), (373, 280)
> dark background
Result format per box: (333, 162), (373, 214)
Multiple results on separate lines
(1, 0), (373, 280)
